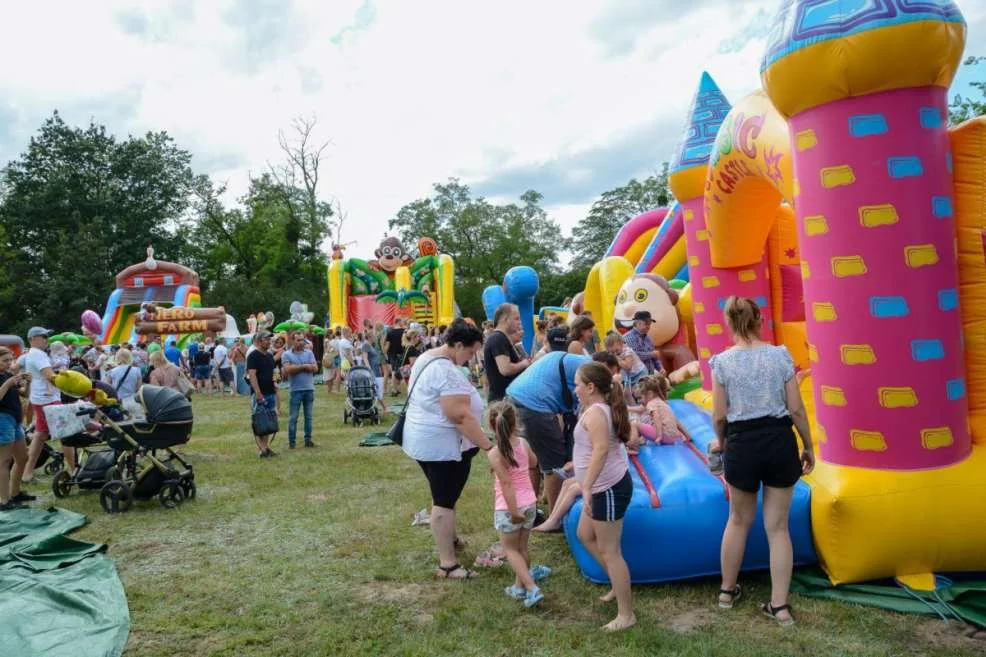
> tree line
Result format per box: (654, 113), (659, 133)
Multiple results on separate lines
(0, 112), (669, 334)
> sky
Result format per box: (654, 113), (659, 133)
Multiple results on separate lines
(0, 0), (984, 260)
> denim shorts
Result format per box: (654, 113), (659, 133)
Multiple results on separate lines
(0, 413), (26, 445)
(493, 504), (537, 533)
(252, 393), (277, 412)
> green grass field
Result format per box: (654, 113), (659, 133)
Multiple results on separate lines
(32, 392), (982, 656)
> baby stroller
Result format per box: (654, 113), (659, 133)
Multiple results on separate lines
(343, 366), (380, 427)
(56, 385), (196, 513)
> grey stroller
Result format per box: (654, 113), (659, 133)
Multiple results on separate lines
(343, 366), (380, 427)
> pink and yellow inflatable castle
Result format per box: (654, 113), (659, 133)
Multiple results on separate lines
(671, 0), (986, 585)
(573, 0), (986, 587)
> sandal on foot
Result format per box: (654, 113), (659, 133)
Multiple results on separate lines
(523, 586), (544, 608)
(529, 564), (552, 581)
(718, 585), (742, 609)
(761, 601), (795, 626)
(436, 563), (477, 579)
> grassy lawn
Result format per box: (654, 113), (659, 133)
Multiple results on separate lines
(33, 391), (980, 656)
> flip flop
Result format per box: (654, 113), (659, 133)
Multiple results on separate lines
(436, 563), (477, 579)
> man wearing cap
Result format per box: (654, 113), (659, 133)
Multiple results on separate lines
(623, 311), (663, 374)
(247, 331), (280, 458)
(22, 327), (74, 486)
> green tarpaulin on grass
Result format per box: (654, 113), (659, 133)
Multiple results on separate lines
(792, 567), (986, 628)
(359, 432), (396, 447)
(0, 507), (129, 657)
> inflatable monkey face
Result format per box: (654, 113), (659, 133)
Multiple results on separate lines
(374, 236), (413, 272)
(613, 274), (680, 346)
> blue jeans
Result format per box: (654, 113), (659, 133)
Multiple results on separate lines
(235, 363), (250, 395)
(288, 389), (314, 446)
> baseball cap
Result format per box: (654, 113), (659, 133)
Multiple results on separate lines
(632, 311), (654, 323)
(546, 327), (569, 350)
(255, 330), (273, 340)
(27, 326), (53, 339)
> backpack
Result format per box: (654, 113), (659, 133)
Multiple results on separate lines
(193, 349), (210, 366)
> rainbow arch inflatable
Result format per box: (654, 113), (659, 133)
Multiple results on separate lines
(566, 0), (986, 587)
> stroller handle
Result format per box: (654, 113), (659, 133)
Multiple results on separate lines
(75, 406), (98, 417)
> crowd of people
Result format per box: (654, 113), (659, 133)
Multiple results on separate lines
(399, 298), (813, 631)
(0, 295), (814, 632)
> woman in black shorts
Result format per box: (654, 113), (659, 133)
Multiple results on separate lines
(710, 297), (814, 626)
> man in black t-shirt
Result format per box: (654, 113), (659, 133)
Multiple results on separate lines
(246, 331), (280, 458)
(383, 318), (406, 396)
(483, 303), (531, 402)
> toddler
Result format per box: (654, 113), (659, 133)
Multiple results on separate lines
(628, 373), (690, 451)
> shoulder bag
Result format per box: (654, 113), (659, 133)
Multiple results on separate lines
(387, 356), (449, 446)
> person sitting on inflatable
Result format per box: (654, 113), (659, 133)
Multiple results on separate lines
(627, 373), (689, 453)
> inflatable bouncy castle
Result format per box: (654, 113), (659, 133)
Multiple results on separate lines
(327, 236), (456, 330)
(566, 0), (986, 587)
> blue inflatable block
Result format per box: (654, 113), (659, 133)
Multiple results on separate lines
(947, 379), (966, 401)
(869, 296), (909, 318)
(564, 400), (816, 584)
(888, 156), (923, 179)
(919, 107), (943, 130)
(848, 114), (888, 137)
(911, 339), (945, 362)
(932, 196), (953, 218)
(938, 288), (958, 311)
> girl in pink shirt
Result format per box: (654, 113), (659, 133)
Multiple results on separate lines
(635, 373), (690, 445)
(488, 401), (546, 608)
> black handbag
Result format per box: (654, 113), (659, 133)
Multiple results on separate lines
(387, 356), (449, 446)
(251, 404), (279, 436)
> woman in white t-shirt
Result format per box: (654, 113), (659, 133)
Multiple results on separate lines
(403, 319), (495, 580)
(107, 349), (143, 403)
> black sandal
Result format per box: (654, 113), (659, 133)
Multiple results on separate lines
(436, 563), (477, 579)
(761, 601), (795, 626)
(718, 584), (742, 609)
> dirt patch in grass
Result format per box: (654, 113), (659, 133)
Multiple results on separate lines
(913, 619), (986, 652)
(664, 608), (717, 634)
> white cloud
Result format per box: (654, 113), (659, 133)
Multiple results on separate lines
(0, 0), (983, 263)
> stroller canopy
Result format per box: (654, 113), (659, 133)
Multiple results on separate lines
(347, 366), (374, 385)
(138, 385), (193, 424)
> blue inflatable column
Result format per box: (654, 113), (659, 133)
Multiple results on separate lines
(503, 267), (539, 356)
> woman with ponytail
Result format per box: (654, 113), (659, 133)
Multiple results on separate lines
(573, 361), (635, 632)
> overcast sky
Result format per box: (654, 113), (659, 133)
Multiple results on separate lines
(1, 0), (984, 257)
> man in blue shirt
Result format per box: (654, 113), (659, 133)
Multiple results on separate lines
(506, 350), (589, 513)
(281, 330), (318, 448)
(623, 310), (662, 373)
(164, 339), (184, 370)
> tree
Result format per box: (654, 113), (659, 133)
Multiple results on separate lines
(0, 112), (196, 335)
(950, 56), (985, 125)
(568, 165), (670, 271)
(389, 180), (567, 320)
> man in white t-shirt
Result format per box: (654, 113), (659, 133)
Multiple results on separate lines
(23, 326), (75, 484)
(212, 341), (235, 396)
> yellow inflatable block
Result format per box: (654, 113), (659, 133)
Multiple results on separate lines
(878, 387), (918, 408)
(795, 129), (817, 151)
(921, 427), (954, 450)
(706, 323), (723, 336)
(820, 385), (846, 407)
(583, 257), (634, 338)
(688, 256), (699, 267)
(694, 302), (705, 314)
(812, 302), (837, 322)
(696, 229), (709, 242)
(801, 261), (810, 280)
(699, 347), (711, 359)
(831, 255), (867, 278)
(840, 344), (876, 365)
(808, 344), (818, 363)
(849, 430), (887, 452)
(684, 209), (694, 222)
(738, 269), (757, 282)
(804, 215), (828, 236)
(859, 204), (899, 228)
(701, 276), (720, 289)
(809, 448), (986, 584)
(904, 244), (939, 268)
(793, 178), (800, 198)
(820, 165), (856, 188)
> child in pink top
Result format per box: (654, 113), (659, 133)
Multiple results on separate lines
(628, 373), (690, 450)
(488, 401), (548, 608)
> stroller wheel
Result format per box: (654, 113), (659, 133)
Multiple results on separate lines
(343, 410), (349, 424)
(159, 480), (186, 509)
(99, 480), (134, 514)
(180, 478), (197, 501)
(51, 470), (72, 498)
(44, 455), (64, 475)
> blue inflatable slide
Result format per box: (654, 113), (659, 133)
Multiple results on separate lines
(563, 399), (816, 584)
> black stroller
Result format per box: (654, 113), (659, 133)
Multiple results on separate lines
(53, 385), (196, 513)
(343, 366), (380, 427)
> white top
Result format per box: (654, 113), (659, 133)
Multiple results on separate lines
(213, 344), (231, 369)
(337, 338), (354, 361)
(108, 364), (143, 401)
(402, 351), (484, 462)
(26, 347), (59, 405)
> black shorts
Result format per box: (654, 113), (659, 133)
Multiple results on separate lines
(723, 416), (802, 493)
(512, 401), (571, 473)
(417, 448), (478, 509)
(219, 368), (234, 384)
(590, 471), (633, 522)
(388, 355), (404, 378)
